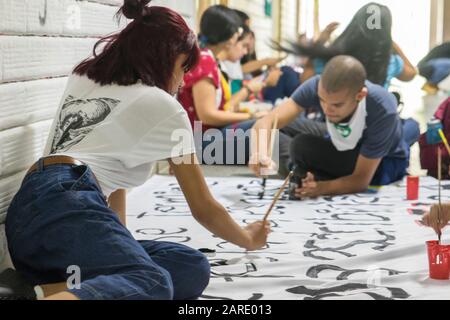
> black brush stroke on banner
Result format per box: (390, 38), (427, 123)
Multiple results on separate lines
(306, 264), (407, 280)
(286, 283), (410, 300)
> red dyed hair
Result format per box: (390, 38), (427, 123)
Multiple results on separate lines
(74, 0), (200, 92)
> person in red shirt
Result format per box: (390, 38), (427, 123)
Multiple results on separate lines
(178, 5), (267, 165)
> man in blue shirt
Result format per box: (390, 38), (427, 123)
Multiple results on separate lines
(249, 55), (415, 199)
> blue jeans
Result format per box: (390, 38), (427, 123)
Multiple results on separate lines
(263, 66), (301, 105)
(200, 119), (256, 165)
(5, 159), (210, 300)
(371, 118), (419, 185)
(401, 118), (420, 148)
(423, 58), (450, 84)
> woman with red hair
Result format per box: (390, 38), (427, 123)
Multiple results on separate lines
(0, 0), (270, 300)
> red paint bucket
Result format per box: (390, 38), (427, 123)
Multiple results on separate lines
(427, 240), (450, 280)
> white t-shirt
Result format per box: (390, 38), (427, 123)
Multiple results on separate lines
(43, 74), (196, 197)
(221, 60), (244, 80)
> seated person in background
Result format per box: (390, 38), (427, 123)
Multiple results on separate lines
(418, 42), (450, 94)
(178, 5), (267, 165)
(273, 3), (419, 174)
(217, 24), (268, 112)
(224, 9), (286, 95)
(262, 23), (340, 105)
(274, 2), (417, 90)
(230, 9), (285, 80)
(250, 56), (416, 199)
(240, 31), (286, 78)
(225, 31), (285, 95)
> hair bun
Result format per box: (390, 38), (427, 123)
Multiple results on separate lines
(121, 0), (152, 20)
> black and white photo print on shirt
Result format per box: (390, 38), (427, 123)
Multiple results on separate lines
(50, 95), (120, 153)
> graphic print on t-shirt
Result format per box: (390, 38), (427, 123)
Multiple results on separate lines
(50, 95), (120, 153)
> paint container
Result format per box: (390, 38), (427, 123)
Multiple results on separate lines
(426, 240), (450, 280)
(426, 118), (443, 145)
(406, 176), (419, 200)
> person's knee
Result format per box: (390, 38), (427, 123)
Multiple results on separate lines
(198, 252), (211, 291)
(184, 250), (211, 299)
(290, 134), (317, 163)
(403, 118), (420, 146)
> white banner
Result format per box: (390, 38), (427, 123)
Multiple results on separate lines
(126, 175), (450, 300)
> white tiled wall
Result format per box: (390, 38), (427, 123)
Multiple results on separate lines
(228, 0), (275, 58)
(281, 0), (298, 42)
(228, 0), (299, 59)
(0, 0), (196, 272)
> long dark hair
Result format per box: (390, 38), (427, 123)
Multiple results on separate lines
(275, 2), (393, 85)
(198, 5), (242, 48)
(233, 9), (250, 25)
(238, 24), (251, 41)
(74, 0), (200, 92)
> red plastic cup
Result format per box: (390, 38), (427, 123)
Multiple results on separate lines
(427, 240), (450, 280)
(407, 176), (419, 200)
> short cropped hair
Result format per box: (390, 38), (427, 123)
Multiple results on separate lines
(321, 55), (367, 94)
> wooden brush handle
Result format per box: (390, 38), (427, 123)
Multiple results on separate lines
(263, 171), (293, 221)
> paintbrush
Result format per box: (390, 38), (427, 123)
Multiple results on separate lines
(259, 178), (267, 200)
(438, 147), (443, 244)
(256, 126), (265, 200)
(263, 171), (294, 222)
(259, 115), (279, 200)
(438, 129), (450, 156)
(259, 114), (278, 200)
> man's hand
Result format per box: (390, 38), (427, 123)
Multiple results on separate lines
(248, 154), (278, 177)
(295, 172), (323, 199)
(248, 99), (305, 178)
